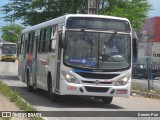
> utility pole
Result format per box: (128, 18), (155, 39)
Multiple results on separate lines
(88, 0), (99, 14)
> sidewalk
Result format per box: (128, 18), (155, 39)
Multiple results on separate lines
(0, 94), (30, 120)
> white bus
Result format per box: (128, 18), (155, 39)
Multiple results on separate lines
(18, 14), (136, 104)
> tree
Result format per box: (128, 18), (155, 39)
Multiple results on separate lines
(0, 3), (13, 25)
(1, 0), (152, 29)
(99, 0), (152, 29)
(1, 25), (24, 43)
(1, 0), (33, 25)
(1, 0), (87, 26)
(29, 0), (87, 25)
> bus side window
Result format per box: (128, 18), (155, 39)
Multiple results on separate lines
(38, 30), (42, 53)
(20, 36), (22, 54)
(27, 32), (34, 53)
(42, 29), (46, 52)
(51, 25), (58, 52)
(59, 32), (63, 48)
(39, 29), (46, 53)
(18, 35), (23, 55)
(27, 33), (30, 53)
(132, 31), (138, 61)
(21, 38), (24, 54)
(45, 27), (52, 52)
(31, 32), (35, 53)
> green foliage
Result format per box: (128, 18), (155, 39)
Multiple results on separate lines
(1, 0), (87, 26)
(27, 0), (87, 25)
(0, 117), (11, 120)
(0, 81), (11, 96)
(0, 81), (43, 120)
(1, 0), (32, 25)
(99, 0), (153, 29)
(132, 82), (160, 97)
(1, 25), (24, 43)
(0, 0), (152, 29)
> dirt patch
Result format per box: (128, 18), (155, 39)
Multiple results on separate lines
(0, 94), (31, 120)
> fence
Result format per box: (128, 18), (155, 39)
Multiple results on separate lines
(132, 58), (160, 91)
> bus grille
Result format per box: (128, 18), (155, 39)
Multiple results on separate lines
(82, 81), (112, 84)
(75, 72), (119, 79)
(85, 86), (109, 92)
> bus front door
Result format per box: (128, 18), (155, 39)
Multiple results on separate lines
(20, 39), (27, 82)
(54, 32), (62, 93)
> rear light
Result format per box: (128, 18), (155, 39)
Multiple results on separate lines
(116, 89), (128, 94)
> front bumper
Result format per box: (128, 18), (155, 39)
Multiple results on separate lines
(1, 55), (17, 60)
(59, 79), (131, 98)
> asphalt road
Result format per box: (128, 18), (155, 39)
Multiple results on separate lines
(0, 61), (160, 120)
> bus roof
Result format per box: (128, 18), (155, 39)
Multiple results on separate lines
(22, 14), (130, 34)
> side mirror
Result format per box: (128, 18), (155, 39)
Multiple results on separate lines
(59, 33), (63, 48)
(133, 38), (138, 57)
(132, 31), (138, 62)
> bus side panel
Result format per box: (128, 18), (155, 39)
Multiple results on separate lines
(36, 53), (48, 91)
(31, 35), (39, 87)
(18, 54), (23, 80)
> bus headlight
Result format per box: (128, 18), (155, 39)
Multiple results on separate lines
(62, 71), (80, 84)
(115, 75), (130, 86)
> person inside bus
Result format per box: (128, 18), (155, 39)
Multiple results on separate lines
(102, 44), (119, 54)
(111, 45), (119, 53)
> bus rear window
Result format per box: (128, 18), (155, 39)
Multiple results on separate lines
(66, 17), (131, 32)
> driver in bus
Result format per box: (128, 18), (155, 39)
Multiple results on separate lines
(111, 45), (118, 53)
(102, 44), (119, 54)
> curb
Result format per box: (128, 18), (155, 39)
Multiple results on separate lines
(131, 90), (160, 99)
(0, 81), (45, 120)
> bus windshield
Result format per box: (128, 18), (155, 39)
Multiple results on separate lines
(64, 31), (131, 70)
(2, 44), (16, 54)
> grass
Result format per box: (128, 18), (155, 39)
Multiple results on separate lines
(0, 118), (10, 120)
(131, 83), (160, 95)
(131, 83), (148, 92)
(0, 81), (43, 120)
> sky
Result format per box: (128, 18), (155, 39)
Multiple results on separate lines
(0, 0), (160, 38)
(148, 0), (160, 17)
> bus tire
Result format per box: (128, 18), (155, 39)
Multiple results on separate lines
(26, 70), (33, 92)
(48, 73), (60, 102)
(102, 97), (113, 104)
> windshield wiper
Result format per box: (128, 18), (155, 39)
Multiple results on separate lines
(81, 29), (94, 45)
(104, 31), (117, 45)
(81, 29), (94, 55)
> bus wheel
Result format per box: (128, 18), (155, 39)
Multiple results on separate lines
(48, 74), (60, 102)
(102, 97), (113, 104)
(26, 71), (33, 92)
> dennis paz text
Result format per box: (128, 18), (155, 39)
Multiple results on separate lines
(138, 112), (159, 117)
